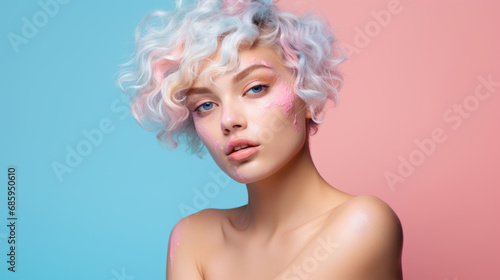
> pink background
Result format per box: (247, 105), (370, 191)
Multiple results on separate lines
(280, 0), (500, 279)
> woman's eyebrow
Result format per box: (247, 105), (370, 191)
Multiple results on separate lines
(186, 64), (273, 96)
(233, 64), (272, 83)
(185, 87), (211, 96)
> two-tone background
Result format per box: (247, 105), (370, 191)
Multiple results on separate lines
(1, 0), (499, 279)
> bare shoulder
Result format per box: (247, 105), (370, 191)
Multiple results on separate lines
(168, 207), (233, 251)
(333, 195), (402, 229)
(321, 195), (404, 279)
(329, 194), (403, 247)
(167, 208), (235, 280)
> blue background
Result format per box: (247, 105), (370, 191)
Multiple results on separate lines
(0, 0), (247, 279)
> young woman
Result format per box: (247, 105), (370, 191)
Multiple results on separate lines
(120, 0), (403, 279)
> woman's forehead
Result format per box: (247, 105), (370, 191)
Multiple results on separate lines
(238, 46), (282, 68)
(192, 45), (285, 86)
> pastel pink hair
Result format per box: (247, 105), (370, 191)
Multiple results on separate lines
(118, 0), (346, 155)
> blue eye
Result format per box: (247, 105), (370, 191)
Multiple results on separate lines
(246, 85), (268, 95)
(196, 102), (214, 112)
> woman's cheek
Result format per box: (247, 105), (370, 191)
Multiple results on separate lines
(194, 118), (221, 152)
(293, 114), (299, 131)
(255, 79), (300, 131)
(263, 79), (294, 117)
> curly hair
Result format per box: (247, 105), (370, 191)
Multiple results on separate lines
(118, 0), (347, 155)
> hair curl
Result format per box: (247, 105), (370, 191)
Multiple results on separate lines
(118, 0), (347, 155)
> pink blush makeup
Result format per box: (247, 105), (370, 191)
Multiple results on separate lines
(263, 80), (294, 117)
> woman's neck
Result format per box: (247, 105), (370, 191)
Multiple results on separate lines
(243, 140), (339, 240)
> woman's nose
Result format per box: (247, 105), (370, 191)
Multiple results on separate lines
(220, 102), (247, 134)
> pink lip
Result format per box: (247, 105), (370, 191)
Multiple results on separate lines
(228, 146), (259, 161)
(225, 137), (260, 161)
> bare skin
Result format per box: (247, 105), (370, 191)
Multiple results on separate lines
(166, 46), (403, 280)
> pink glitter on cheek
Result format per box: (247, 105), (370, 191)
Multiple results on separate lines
(263, 80), (294, 117)
(248, 57), (256, 65)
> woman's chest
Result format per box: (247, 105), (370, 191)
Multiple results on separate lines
(199, 209), (340, 280)
(200, 227), (327, 280)
(202, 244), (298, 280)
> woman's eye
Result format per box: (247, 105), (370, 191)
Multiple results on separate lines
(195, 102), (215, 112)
(246, 85), (269, 95)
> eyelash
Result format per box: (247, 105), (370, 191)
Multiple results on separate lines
(245, 84), (269, 96)
(193, 84), (270, 113)
(194, 102), (215, 113)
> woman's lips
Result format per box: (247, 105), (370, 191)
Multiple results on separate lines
(224, 137), (259, 155)
(227, 146), (259, 161)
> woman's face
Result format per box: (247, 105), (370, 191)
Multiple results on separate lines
(185, 45), (311, 183)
